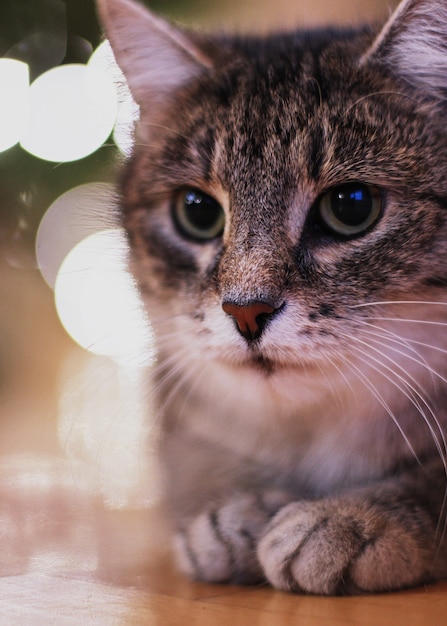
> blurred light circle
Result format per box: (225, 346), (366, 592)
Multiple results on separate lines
(21, 63), (117, 162)
(88, 39), (118, 78)
(54, 229), (153, 367)
(36, 182), (118, 288)
(88, 40), (139, 156)
(0, 59), (29, 152)
(113, 94), (139, 157)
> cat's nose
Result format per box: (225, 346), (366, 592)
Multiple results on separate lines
(222, 300), (279, 342)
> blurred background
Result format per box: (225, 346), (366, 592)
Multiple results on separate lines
(0, 0), (398, 584)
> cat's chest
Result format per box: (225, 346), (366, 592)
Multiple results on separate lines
(161, 360), (400, 492)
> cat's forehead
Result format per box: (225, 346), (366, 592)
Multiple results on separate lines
(168, 32), (371, 174)
(131, 24), (447, 211)
(163, 36), (342, 199)
(174, 35), (441, 198)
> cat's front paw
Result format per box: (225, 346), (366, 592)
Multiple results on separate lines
(174, 490), (290, 584)
(258, 498), (433, 595)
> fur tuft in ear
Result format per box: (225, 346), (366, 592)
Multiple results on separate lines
(362, 0), (447, 99)
(96, 0), (212, 112)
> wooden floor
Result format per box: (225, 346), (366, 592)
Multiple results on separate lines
(0, 460), (446, 626)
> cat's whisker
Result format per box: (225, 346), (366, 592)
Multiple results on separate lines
(348, 300), (447, 309)
(172, 361), (210, 426)
(343, 90), (420, 116)
(351, 318), (430, 362)
(337, 352), (421, 466)
(398, 337), (447, 356)
(356, 317), (447, 329)
(368, 335), (447, 386)
(355, 334), (432, 400)
(345, 335), (447, 464)
(352, 322), (437, 388)
(344, 315), (447, 386)
(352, 318), (447, 392)
(138, 120), (193, 142)
(315, 352), (358, 409)
(149, 345), (207, 426)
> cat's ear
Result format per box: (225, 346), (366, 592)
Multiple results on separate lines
(96, 0), (212, 112)
(362, 0), (447, 99)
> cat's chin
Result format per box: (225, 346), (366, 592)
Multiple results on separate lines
(231, 352), (312, 377)
(247, 354), (278, 375)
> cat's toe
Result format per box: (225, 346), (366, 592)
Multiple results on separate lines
(258, 500), (363, 594)
(174, 492), (288, 584)
(257, 499), (432, 595)
(174, 511), (237, 583)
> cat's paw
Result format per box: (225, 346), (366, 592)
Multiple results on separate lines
(173, 490), (290, 584)
(257, 498), (433, 595)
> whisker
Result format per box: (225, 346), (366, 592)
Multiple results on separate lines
(391, 336), (447, 357)
(353, 318), (431, 361)
(360, 317), (447, 327)
(353, 321), (436, 388)
(346, 336), (447, 463)
(348, 300), (447, 309)
(338, 353), (421, 465)
(343, 90), (420, 116)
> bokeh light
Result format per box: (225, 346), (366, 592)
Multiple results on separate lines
(58, 355), (159, 509)
(54, 229), (154, 368)
(88, 40), (139, 156)
(20, 63), (117, 162)
(0, 59), (30, 152)
(36, 182), (118, 288)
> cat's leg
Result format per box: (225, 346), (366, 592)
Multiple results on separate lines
(257, 479), (446, 595)
(173, 490), (291, 584)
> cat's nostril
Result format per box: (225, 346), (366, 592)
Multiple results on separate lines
(222, 300), (278, 342)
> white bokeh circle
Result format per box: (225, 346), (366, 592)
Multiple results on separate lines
(21, 63), (117, 162)
(36, 182), (118, 288)
(0, 59), (30, 152)
(54, 229), (153, 367)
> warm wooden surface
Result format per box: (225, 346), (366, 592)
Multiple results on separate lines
(0, 471), (446, 625)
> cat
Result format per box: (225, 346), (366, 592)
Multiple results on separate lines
(97, 0), (447, 594)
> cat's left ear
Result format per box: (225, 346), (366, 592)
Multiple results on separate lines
(96, 0), (213, 113)
(362, 0), (447, 99)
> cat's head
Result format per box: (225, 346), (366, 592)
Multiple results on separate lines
(98, 0), (447, 377)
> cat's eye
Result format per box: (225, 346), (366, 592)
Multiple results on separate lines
(173, 189), (225, 241)
(318, 183), (382, 236)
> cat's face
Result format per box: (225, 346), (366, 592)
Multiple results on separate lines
(100, 0), (447, 382)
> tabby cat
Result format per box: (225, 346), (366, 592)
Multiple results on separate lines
(97, 0), (447, 594)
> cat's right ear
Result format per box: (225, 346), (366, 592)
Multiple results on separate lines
(361, 0), (447, 100)
(96, 0), (213, 114)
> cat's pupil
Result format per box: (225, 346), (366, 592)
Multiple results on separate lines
(332, 185), (371, 226)
(173, 189), (225, 241)
(318, 182), (382, 236)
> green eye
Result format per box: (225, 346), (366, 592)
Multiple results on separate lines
(173, 189), (225, 241)
(318, 182), (382, 236)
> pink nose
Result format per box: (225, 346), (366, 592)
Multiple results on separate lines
(222, 301), (277, 341)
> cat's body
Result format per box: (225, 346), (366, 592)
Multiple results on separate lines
(98, 0), (447, 593)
